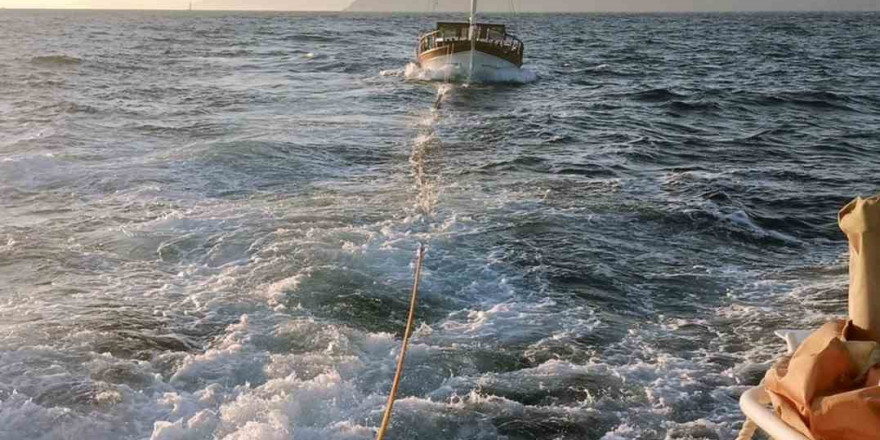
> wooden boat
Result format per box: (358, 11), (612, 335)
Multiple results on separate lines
(416, 1), (524, 81)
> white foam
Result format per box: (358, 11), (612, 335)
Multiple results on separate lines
(263, 273), (307, 306)
(378, 68), (403, 77)
(0, 158), (806, 440)
(169, 315), (266, 387)
(410, 122), (440, 216)
(600, 423), (637, 440)
(404, 62), (538, 84)
(150, 411), (218, 440)
(428, 297), (599, 350)
(220, 421), (289, 440)
(435, 83), (453, 101)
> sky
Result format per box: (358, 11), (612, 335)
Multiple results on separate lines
(2, 0), (878, 11)
(0, 0), (351, 9)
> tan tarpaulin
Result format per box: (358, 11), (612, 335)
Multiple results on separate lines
(764, 196), (880, 440)
(841, 196), (880, 342)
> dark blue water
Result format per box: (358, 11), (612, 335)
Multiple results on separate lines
(0, 10), (878, 440)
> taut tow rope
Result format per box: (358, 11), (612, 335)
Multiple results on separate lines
(375, 245), (425, 440)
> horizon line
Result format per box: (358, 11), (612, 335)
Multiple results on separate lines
(2, 7), (879, 12)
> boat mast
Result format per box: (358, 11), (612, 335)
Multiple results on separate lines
(470, 0), (477, 25)
(467, 0), (477, 82)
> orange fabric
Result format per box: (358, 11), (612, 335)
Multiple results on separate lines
(762, 196), (880, 439)
(764, 321), (880, 439)
(811, 386), (880, 440)
(764, 321), (854, 439)
(839, 196), (880, 341)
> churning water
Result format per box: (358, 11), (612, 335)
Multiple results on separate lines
(1, 9), (879, 440)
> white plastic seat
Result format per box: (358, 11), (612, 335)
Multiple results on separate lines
(737, 329), (814, 440)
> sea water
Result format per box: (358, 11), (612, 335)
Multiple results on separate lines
(1, 10), (879, 440)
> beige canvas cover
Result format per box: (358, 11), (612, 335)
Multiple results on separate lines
(840, 196), (880, 341)
(763, 196), (880, 439)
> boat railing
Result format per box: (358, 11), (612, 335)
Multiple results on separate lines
(416, 29), (524, 59)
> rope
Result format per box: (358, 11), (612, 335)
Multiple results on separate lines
(507, 0), (523, 47)
(735, 418), (759, 440)
(375, 245), (426, 440)
(444, 43), (452, 84)
(736, 380), (769, 440)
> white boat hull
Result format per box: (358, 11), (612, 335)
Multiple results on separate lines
(419, 49), (520, 81)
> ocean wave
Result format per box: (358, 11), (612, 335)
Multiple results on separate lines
(479, 155), (547, 172)
(665, 100), (722, 112)
(281, 33), (339, 43)
(210, 49), (252, 58)
(746, 90), (863, 112)
(628, 88), (688, 102)
(360, 28), (396, 37)
(569, 63), (636, 78)
(30, 55), (82, 66)
(637, 199), (802, 247)
(308, 61), (358, 73)
(36, 101), (100, 115)
(147, 36), (195, 44)
(659, 171), (844, 242)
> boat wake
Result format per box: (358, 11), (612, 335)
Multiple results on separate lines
(409, 84), (452, 217)
(403, 62), (537, 84)
(433, 83), (452, 109)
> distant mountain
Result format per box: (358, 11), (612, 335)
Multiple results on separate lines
(346, 0), (512, 12)
(344, 0), (880, 12)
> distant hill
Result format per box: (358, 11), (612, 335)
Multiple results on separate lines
(344, 0), (880, 12)
(346, 0), (512, 12)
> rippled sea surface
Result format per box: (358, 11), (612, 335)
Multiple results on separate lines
(1, 10), (879, 440)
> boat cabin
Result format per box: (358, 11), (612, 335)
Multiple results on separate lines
(417, 21), (524, 68)
(434, 22), (508, 42)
